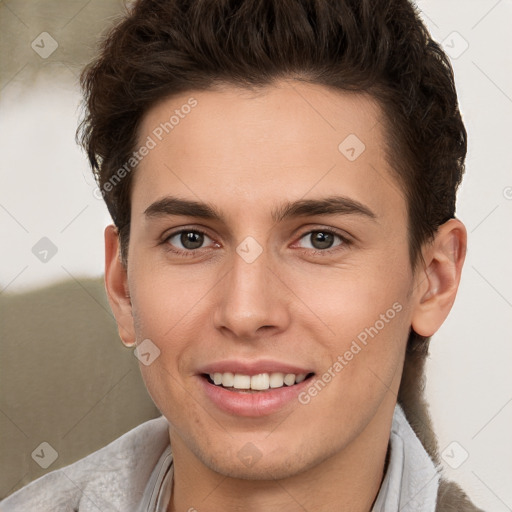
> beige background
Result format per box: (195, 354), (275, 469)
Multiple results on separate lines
(1, 0), (511, 508)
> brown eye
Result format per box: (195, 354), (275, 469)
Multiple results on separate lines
(167, 230), (212, 251)
(297, 230), (344, 251)
(311, 231), (335, 249)
(181, 231), (204, 249)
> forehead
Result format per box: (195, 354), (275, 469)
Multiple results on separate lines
(131, 80), (405, 223)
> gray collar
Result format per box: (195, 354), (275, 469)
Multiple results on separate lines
(371, 404), (439, 511)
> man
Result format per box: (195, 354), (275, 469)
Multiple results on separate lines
(1, 0), (484, 510)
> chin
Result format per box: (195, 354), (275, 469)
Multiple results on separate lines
(196, 438), (330, 482)
(208, 457), (308, 481)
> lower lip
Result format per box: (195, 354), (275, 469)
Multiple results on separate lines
(199, 375), (313, 417)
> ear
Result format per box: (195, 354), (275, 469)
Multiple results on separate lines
(104, 225), (136, 347)
(411, 218), (467, 337)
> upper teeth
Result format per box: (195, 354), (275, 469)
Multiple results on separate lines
(209, 372), (307, 390)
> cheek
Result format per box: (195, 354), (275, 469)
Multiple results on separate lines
(287, 258), (412, 400)
(128, 255), (214, 342)
(126, 256), (227, 410)
(285, 255), (411, 339)
(296, 302), (409, 445)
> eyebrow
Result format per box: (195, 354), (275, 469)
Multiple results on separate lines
(144, 195), (377, 223)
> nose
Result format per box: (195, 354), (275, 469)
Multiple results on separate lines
(212, 244), (291, 341)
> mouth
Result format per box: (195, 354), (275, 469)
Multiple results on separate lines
(201, 371), (316, 393)
(197, 360), (317, 416)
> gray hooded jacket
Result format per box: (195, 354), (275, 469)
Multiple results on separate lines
(1, 404), (483, 511)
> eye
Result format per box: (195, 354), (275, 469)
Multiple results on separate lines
(165, 229), (215, 252)
(297, 230), (346, 251)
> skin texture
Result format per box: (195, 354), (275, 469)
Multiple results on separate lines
(104, 80), (466, 512)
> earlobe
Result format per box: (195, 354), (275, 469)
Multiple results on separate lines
(104, 225), (136, 347)
(411, 219), (467, 337)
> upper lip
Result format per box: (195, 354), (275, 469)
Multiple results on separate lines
(197, 359), (314, 377)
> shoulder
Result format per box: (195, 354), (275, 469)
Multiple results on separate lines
(0, 416), (170, 512)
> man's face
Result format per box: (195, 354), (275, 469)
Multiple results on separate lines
(122, 81), (420, 479)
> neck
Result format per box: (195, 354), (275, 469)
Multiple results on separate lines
(167, 399), (396, 512)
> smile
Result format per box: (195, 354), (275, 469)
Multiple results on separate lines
(204, 371), (314, 392)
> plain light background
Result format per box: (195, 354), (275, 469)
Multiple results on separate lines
(1, 0), (511, 509)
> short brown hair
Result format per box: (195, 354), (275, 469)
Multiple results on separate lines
(77, 0), (466, 380)
(78, 0), (466, 264)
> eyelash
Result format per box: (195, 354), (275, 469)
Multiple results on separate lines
(162, 227), (351, 258)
